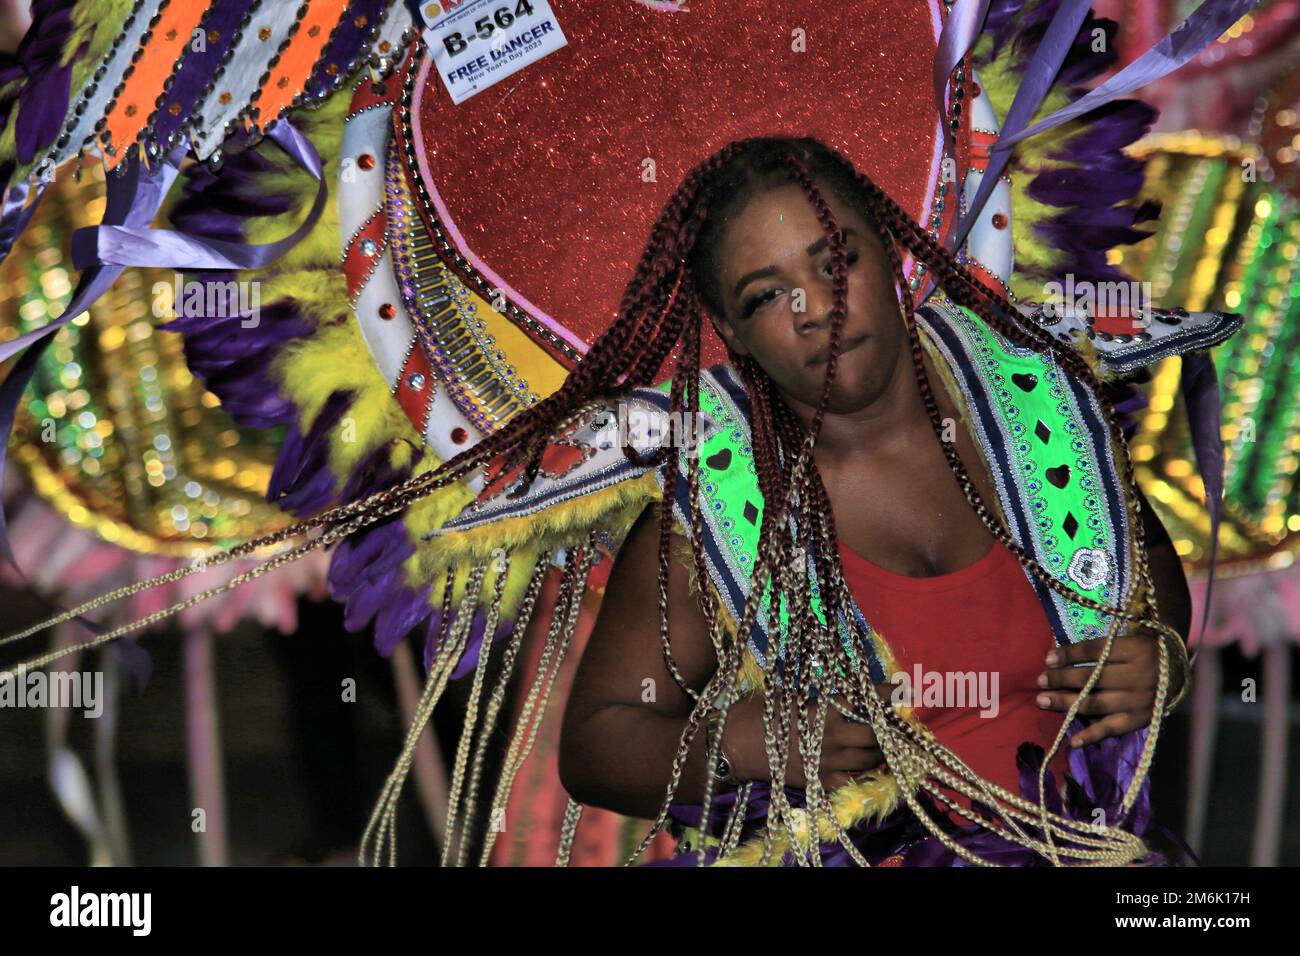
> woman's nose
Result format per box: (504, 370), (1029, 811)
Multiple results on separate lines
(796, 282), (835, 334)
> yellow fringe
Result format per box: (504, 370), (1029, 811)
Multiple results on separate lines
(412, 469), (665, 622)
(711, 770), (904, 866)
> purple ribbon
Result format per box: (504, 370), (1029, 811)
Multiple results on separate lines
(73, 123), (326, 271)
(933, 0), (992, 164)
(985, 0), (1262, 153)
(1180, 352), (1225, 651)
(0, 121), (326, 637)
(0, 178), (45, 268)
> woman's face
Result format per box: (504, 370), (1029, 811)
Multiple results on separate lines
(707, 182), (906, 414)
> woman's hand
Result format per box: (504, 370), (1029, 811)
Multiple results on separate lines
(1035, 634), (1185, 748)
(722, 687), (889, 792)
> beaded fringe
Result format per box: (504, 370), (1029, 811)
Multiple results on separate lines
(360, 532), (602, 867)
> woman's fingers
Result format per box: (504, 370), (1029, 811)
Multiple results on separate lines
(819, 752), (885, 793)
(1065, 712), (1145, 749)
(1038, 661), (1146, 691)
(1044, 634), (1148, 667)
(822, 709), (878, 750)
(774, 738), (878, 790)
(1035, 688), (1152, 721)
(797, 693), (881, 749)
(820, 746), (883, 771)
(821, 771), (857, 792)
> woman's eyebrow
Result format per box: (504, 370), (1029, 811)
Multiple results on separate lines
(732, 228), (860, 299)
(804, 227), (858, 258)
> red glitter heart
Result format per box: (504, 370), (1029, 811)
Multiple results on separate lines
(412, 0), (953, 369)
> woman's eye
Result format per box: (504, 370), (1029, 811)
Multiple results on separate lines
(740, 288), (780, 319)
(822, 249), (861, 274)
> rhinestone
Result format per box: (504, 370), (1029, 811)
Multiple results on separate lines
(451, 427), (468, 444)
(407, 372), (426, 390)
(378, 302), (396, 320)
(359, 238), (377, 256)
(357, 153), (375, 170)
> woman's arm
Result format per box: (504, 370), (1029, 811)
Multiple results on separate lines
(558, 501), (731, 819)
(559, 500), (886, 817)
(1134, 481), (1193, 646)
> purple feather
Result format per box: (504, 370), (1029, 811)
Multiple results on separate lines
(6, 0), (78, 165)
(162, 126), (443, 654)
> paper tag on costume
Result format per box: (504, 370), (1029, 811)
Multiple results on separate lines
(420, 0), (568, 105)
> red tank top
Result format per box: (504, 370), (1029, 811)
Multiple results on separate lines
(837, 536), (1072, 821)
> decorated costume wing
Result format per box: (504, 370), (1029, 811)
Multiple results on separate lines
(0, 0), (1251, 865)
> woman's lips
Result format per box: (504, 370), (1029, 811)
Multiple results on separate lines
(807, 333), (869, 367)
